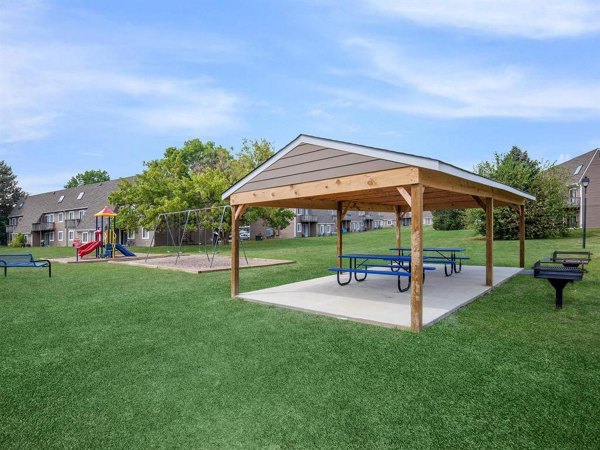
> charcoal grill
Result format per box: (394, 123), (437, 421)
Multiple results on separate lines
(533, 260), (584, 308)
(544, 251), (592, 270)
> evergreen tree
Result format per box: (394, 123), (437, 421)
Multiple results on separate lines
(0, 161), (26, 245)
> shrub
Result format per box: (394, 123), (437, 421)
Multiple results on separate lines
(9, 232), (26, 247)
(432, 209), (466, 231)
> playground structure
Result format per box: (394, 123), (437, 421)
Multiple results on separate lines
(145, 205), (247, 267)
(77, 207), (136, 260)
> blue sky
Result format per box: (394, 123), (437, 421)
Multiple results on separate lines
(2, 0), (600, 194)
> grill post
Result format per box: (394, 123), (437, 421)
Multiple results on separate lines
(548, 278), (570, 309)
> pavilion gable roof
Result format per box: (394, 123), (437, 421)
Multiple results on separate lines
(223, 134), (535, 202)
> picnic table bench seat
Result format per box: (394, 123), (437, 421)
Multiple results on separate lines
(0, 254), (52, 278)
(328, 253), (437, 292)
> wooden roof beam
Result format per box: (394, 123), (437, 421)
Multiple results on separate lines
(419, 168), (524, 206)
(230, 167), (419, 206)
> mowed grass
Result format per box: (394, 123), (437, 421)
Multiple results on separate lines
(1, 227), (599, 448)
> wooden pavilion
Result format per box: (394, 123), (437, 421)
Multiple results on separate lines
(222, 135), (535, 332)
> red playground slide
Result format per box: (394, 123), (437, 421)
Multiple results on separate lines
(77, 241), (101, 258)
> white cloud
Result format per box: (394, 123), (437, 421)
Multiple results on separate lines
(366, 0), (600, 39)
(0, 3), (241, 145)
(329, 37), (600, 119)
(19, 171), (74, 194)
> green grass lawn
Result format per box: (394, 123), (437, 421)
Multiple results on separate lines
(1, 228), (599, 448)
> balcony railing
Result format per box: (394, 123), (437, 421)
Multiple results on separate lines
(299, 215), (318, 223)
(566, 197), (581, 207)
(65, 219), (81, 228)
(32, 222), (55, 232)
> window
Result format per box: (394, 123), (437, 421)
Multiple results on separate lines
(82, 231), (89, 243)
(296, 223), (302, 233)
(296, 208), (304, 215)
(319, 224), (325, 235)
(127, 230), (136, 239)
(387, 220), (392, 225)
(574, 164), (583, 175)
(68, 211), (74, 220)
(326, 224), (331, 234)
(58, 212), (64, 222)
(79, 210), (85, 219)
(77, 192), (85, 200)
(68, 230), (75, 241)
(58, 231), (64, 241)
(48, 232), (54, 241)
(58, 195), (64, 203)
(142, 228), (150, 239)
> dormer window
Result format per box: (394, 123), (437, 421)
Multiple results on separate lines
(77, 192), (84, 200)
(574, 164), (582, 175)
(58, 195), (64, 203)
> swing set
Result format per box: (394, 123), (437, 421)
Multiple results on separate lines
(144, 205), (248, 267)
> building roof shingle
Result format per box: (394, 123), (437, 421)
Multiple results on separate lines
(9, 177), (134, 234)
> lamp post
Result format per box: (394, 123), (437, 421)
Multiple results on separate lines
(581, 176), (590, 248)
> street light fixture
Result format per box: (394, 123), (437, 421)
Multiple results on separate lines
(581, 176), (590, 248)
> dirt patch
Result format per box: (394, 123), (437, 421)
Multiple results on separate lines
(110, 254), (295, 273)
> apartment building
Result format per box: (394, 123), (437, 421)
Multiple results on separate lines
(557, 148), (600, 228)
(286, 208), (433, 238)
(6, 178), (154, 247)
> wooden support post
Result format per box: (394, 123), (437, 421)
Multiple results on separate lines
(410, 184), (424, 332)
(485, 197), (494, 286)
(231, 204), (240, 297)
(337, 201), (343, 268)
(394, 205), (403, 248)
(519, 204), (525, 268)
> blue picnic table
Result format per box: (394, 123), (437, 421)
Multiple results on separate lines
(328, 253), (436, 292)
(389, 247), (469, 276)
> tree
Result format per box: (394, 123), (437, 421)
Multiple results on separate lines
(108, 138), (295, 237)
(0, 161), (26, 245)
(468, 147), (570, 240)
(432, 209), (466, 231)
(243, 207), (296, 237)
(65, 170), (110, 188)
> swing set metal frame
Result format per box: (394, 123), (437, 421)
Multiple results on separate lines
(145, 205), (248, 267)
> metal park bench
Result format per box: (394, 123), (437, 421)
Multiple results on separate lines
(328, 254), (435, 292)
(0, 254), (52, 278)
(533, 260), (584, 308)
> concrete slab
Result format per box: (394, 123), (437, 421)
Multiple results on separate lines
(239, 266), (522, 329)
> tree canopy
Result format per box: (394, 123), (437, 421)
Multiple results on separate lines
(109, 139), (294, 235)
(432, 209), (466, 231)
(468, 146), (569, 240)
(65, 169), (110, 188)
(1, 161), (26, 245)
